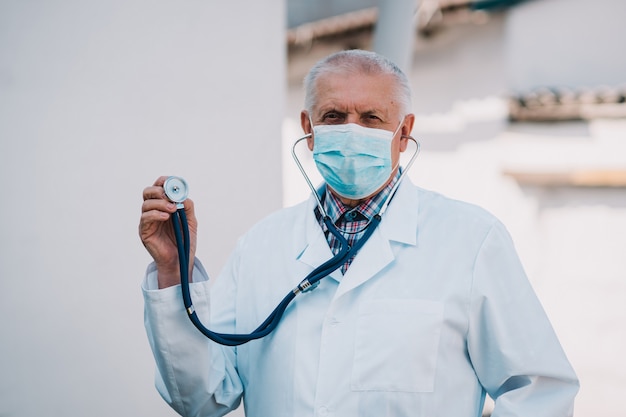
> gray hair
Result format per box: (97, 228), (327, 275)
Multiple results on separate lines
(303, 49), (412, 117)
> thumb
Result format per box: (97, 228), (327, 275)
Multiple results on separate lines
(183, 198), (195, 218)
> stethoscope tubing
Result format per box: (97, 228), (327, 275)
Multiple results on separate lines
(172, 207), (380, 346)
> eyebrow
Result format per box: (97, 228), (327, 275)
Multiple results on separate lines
(361, 109), (383, 116)
(318, 107), (386, 116)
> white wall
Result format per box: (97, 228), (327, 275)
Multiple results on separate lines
(0, 1), (284, 416)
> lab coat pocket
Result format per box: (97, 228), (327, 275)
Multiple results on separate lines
(351, 299), (443, 392)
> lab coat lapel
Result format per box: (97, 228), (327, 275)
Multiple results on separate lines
(333, 228), (393, 299)
(296, 195), (343, 283)
(333, 179), (419, 300)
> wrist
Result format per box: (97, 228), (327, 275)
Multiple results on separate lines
(156, 263), (181, 289)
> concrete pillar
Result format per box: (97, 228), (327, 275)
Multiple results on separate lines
(373, 0), (418, 73)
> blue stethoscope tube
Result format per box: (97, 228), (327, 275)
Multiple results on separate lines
(171, 204), (380, 346)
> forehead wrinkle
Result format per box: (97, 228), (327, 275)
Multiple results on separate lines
(313, 72), (400, 119)
(318, 103), (387, 115)
(316, 96), (391, 117)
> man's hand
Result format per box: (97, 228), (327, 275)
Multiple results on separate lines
(139, 176), (198, 288)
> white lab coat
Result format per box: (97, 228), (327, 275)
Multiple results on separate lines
(143, 178), (579, 417)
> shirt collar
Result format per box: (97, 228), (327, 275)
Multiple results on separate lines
(318, 170), (401, 225)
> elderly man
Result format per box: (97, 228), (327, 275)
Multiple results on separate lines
(139, 50), (578, 417)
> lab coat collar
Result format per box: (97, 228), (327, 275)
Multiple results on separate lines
(377, 176), (419, 246)
(296, 178), (420, 292)
(335, 177), (419, 298)
(296, 185), (343, 283)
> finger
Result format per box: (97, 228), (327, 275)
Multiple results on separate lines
(182, 198), (195, 217)
(142, 176), (171, 201)
(142, 198), (177, 214)
(153, 176), (170, 187)
(143, 185), (167, 201)
(139, 209), (171, 230)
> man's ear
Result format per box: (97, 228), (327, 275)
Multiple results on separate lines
(402, 113), (415, 137)
(399, 114), (415, 152)
(301, 110), (314, 151)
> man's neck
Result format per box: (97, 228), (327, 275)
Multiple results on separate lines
(335, 195), (365, 208)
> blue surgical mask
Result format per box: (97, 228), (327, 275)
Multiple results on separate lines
(312, 122), (401, 200)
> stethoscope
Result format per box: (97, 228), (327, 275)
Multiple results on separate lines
(164, 133), (420, 346)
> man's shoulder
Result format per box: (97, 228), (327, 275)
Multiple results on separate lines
(419, 186), (495, 214)
(414, 185), (501, 228)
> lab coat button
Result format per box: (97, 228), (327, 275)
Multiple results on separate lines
(318, 406), (329, 416)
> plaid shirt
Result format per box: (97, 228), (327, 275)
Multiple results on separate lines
(315, 171), (400, 274)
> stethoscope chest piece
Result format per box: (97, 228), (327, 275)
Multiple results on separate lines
(164, 176), (189, 205)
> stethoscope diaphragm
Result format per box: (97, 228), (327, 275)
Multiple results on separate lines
(163, 176), (189, 204)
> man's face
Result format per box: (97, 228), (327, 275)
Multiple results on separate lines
(300, 72), (414, 177)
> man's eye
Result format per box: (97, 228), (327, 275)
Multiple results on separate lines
(362, 115), (383, 125)
(323, 113), (343, 122)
